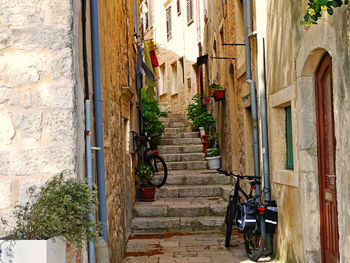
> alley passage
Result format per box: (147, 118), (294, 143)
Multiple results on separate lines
(123, 232), (254, 263)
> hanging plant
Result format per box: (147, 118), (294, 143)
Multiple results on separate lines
(301, 0), (348, 26)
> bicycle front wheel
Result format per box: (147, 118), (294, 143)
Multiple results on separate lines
(225, 202), (236, 247)
(244, 214), (266, 261)
(149, 154), (168, 188)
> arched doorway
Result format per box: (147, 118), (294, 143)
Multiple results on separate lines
(315, 53), (339, 263)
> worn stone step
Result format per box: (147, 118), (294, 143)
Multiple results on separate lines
(160, 137), (202, 145)
(164, 127), (193, 133)
(162, 131), (200, 139)
(163, 122), (191, 129)
(133, 197), (226, 217)
(166, 113), (187, 118)
(161, 153), (205, 162)
(158, 145), (203, 154)
(164, 170), (230, 185)
(166, 161), (208, 170)
(132, 216), (225, 231)
(160, 117), (189, 123)
(155, 185), (222, 198)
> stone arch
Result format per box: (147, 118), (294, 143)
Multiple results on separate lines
(295, 21), (342, 263)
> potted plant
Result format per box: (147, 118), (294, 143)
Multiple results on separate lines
(0, 173), (99, 263)
(206, 148), (221, 169)
(213, 85), (225, 101)
(136, 164), (156, 202)
(209, 83), (222, 97)
(192, 113), (216, 134)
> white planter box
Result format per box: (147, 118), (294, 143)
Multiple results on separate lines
(0, 236), (66, 263)
(206, 156), (221, 170)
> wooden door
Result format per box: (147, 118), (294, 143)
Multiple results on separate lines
(315, 54), (339, 263)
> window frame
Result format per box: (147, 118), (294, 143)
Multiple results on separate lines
(187, 0), (194, 25)
(166, 6), (172, 41)
(285, 106), (294, 170)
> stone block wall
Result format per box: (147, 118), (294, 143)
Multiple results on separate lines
(0, 0), (79, 232)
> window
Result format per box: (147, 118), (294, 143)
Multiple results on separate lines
(166, 7), (172, 40)
(177, 0), (181, 14)
(145, 11), (149, 29)
(285, 106), (294, 169)
(187, 0), (193, 25)
(171, 62), (178, 94)
(179, 58), (184, 83)
(159, 64), (166, 94)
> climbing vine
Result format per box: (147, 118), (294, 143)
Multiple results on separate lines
(301, 0), (349, 26)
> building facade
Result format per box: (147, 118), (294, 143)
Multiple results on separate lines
(0, 0), (138, 262)
(204, 0), (350, 262)
(141, 0), (205, 113)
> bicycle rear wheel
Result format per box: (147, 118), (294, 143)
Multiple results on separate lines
(244, 214), (266, 261)
(149, 154), (168, 188)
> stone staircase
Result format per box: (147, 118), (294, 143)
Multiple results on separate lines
(131, 113), (231, 235)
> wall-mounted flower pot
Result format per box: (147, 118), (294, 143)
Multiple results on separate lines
(206, 156), (221, 169)
(202, 134), (209, 142)
(209, 88), (215, 97)
(203, 97), (210, 104)
(202, 141), (208, 155)
(0, 237), (66, 263)
(214, 90), (225, 101)
(140, 186), (156, 202)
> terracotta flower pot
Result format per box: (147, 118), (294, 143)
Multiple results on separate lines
(140, 186), (156, 202)
(202, 134), (209, 142)
(209, 87), (215, 97)
(153, 150), (160, 155)
(214, 90), (225, 101)
(203, 97), (210, 104)
(202, 141), (208, 156)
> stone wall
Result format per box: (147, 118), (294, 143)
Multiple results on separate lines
(204, 0), (254, 175)
(97, 0), (137, 262)
(267, 1), (350, 262)
(0, 0), (80, 232)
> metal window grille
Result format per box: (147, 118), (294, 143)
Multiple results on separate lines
(166, 7), (172, 40)
(187, 0), (193, 24)
(285, 106), (294, 169)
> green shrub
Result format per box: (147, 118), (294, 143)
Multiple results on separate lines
(1, 173), (99, 248)
(208, 133), (218, 148)
(187, 94), (207, 121)
(207, 148), (220, 157)
(141, 88), (165, 149)
(135, 164), (154, 187)
(193, 112), (216, 133)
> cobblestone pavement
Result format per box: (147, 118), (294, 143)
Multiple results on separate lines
(122, 232), (279, 263)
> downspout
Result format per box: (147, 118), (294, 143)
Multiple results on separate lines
(90, 0), (108, 243)
(243, 0), (261, 195)
(82, 0), (96, 262)
(255, 0), (271, 201)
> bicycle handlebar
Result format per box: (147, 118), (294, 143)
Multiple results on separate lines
(217, 169), (261, 181)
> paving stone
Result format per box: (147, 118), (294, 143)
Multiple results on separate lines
(158, 145), (203, 154)
(161, 132), (200, 139)
(166, 161), (208, 170)
(162, 153), (205, 162)
(161, 138), (202, 145)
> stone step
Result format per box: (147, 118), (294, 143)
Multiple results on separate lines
(160, 137), (202, 145)
(165, 170), (230, 185)
(166, 113), (187, 118)
(155, 185), (222, 199)
(164, 127), (193, 133)
(163, 121), (191, 128)
(133, 197), (226, 217)
(159, 145), (203, 154)
(166, 161), (208, 170)
(160, 117), (189, 123)
(162, 153), (205, 162)
(132, 216), (225, 232)
(162, 131), (200, 139)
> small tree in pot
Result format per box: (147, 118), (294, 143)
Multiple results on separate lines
(0, 173), (99, 263)
(136, 164), (156, 202)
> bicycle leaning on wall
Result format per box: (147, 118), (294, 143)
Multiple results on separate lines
(217, 169), (278, 261)
(135, 133), (168, 188)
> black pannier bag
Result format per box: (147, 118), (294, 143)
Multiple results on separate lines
(236, 202), (257, 231)
(265, 200), (278, 233)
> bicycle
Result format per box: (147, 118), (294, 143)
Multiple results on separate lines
(217, 168), (266, 261)
(135, 133), (168, 188)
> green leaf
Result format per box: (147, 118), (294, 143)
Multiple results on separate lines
(315, 4), (321, 11)
(346, 0), (349, 4)
(304, 13), (310, 20)
(300, 20), (308, 25)
(327, 7), (334, 15)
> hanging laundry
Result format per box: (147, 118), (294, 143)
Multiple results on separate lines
(150, 50), (159, 68)
(144, 41), (157, 100)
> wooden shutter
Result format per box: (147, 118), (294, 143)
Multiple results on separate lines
(187, 0), (193, 24)
(166, 7), (172, 40)
(177, 0), (181, 14)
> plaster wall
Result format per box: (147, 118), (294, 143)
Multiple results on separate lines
(266, 0), (350, 262)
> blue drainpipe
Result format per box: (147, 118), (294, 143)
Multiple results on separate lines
(90, 0), (108, 243)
